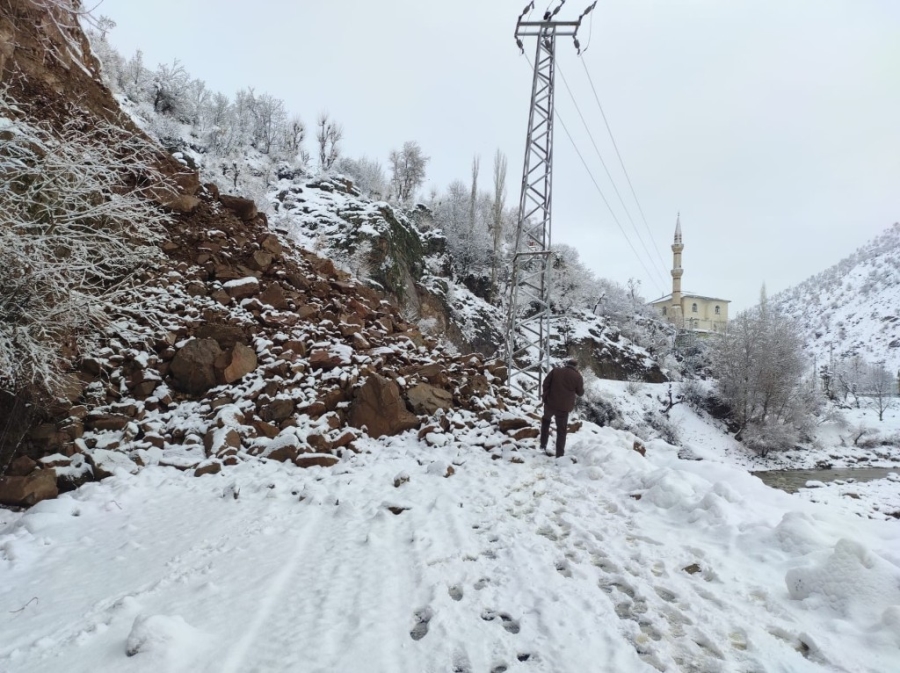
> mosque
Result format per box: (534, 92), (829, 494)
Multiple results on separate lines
(648, 215), (730, 333)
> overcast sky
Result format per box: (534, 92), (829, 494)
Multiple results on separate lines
(96, 0), (899, 312)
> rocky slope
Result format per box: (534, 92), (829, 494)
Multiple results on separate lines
(3, 189), (520, 505)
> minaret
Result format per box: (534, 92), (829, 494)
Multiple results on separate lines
(671, 214), (684, 322)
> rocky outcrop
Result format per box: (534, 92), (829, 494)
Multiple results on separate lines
(0, 0), (198, 200)
(560, 314), (669, 384)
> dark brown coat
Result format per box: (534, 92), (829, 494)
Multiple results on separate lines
(542, 364), (584, 413)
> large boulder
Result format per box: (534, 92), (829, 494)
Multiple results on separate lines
(406, 383), (454, 415)
(219, 194), (258, 221)
(260, 398), (295, 423)
(0, 470), (58, 507)
(349, 375), (419, 438)
(170, 338), (222, 394)
(6, 455), (37, 477)
(86, 449), (138, 480)
(296, 454), (340, 469)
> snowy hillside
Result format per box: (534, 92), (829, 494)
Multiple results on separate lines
(772, 222), (900, 373)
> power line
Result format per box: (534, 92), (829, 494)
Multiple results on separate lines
(520, 53), (665, 297)
(579, 57), (670, 275)
(556, 59), (670, 289)
(555, 103), (666, 296)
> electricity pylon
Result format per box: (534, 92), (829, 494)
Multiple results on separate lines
(505, 0), (595, 398)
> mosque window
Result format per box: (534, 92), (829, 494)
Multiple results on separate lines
(715, 305), (720, 315)
(691, 303), (698, 313)
(662, 306), (667, 316)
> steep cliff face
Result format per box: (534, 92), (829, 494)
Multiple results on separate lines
(0, 0), (197, 197)
(1, 0), (106, 118)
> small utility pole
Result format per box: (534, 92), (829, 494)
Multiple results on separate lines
(505, 0), (595, 398)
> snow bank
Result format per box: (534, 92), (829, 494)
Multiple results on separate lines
(125, 614), (207, 670)
(786, 538), (900, 622)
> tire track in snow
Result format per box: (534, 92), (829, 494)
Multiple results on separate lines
(218, 506), (323, 673)
(210, 469), (431, 673)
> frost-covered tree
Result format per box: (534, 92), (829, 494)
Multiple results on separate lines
(202, 91), (232, 151)
(151, 59), (189, 116)
(0, 94), (172, 402)
(712, 298), (810, 455)
(864, 361), (896, 422)
(550, 244), (601, 315)
(316, 112), (343, 172)
(250, 93), (287, 155)
(120, 49), (150, 100)
(389, 141), (428, 203)
(432, 180), (469, 247)
(182, 78), (210, 127)
(489, 149), (508, 297)
(431, 179), (494, 283)
(86, 16), (123, 87)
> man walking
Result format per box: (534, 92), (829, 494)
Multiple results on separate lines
(540, 357), (584, 458)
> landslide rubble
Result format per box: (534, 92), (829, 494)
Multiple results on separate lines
(2, 190), (534, 507)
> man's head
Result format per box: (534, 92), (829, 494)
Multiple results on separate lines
(564, 357), (578, 368)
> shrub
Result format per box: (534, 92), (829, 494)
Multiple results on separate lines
(741, 421), (799, 457)
(0, 93), (172, 401)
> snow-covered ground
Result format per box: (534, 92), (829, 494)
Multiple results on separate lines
(588, 379), (900, 520)
(3, 415), (900, 672)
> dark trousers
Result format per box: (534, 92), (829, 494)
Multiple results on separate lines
(540, 408), (569, 457)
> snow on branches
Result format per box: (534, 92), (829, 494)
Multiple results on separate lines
(0, 92), (173, 399)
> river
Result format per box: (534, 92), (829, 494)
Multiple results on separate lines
(751, 467), (899, 494)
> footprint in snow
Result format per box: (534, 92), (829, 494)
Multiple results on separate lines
(654, 586), (678, 603)
(452, 648), (472, 672)
(481, 609), (520, 635)
(555, 560), (573, 578)
(591, 554), (620, 573)
(601, 579), (636, 598)
(448, 585), (464, 602)
(410, 607), (433, 641)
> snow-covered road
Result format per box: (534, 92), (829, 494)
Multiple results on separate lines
(2, 423), (899, 672)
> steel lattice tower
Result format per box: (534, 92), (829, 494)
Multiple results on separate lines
(505, 1), (595, 398)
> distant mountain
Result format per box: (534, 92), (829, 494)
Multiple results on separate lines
(772, 223), (900, 373)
